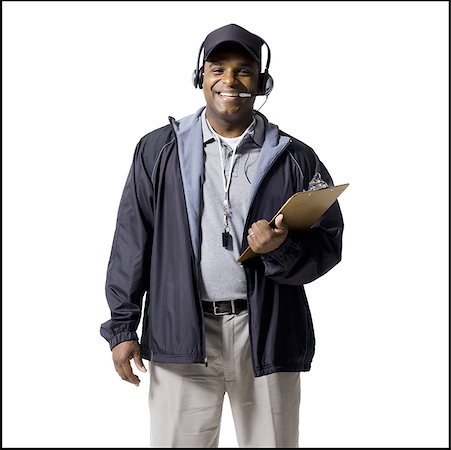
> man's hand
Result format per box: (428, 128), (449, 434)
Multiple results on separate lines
(112, 340), (147, 386)
(247, 214), (288, 254)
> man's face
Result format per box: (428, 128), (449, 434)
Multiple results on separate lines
(202, 45), (259, 126)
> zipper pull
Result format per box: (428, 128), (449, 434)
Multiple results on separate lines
(204, 356), (208, 367)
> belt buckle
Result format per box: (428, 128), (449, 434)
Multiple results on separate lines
(213, 300), (235, 316)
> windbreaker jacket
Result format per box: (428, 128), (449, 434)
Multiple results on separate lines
(100, 107), (344, 377)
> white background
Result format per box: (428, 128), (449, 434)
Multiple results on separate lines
(2, 1), (448, 448)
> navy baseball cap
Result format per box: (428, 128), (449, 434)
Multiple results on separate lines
(203, 24), (264, 63)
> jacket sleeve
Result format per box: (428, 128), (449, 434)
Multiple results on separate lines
(100, 139), (154, 350)
(260, 158), (344, 286)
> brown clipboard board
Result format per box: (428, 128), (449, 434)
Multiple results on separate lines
(237, 183), (349, 263)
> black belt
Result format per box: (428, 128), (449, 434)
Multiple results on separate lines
(202, 299), (248, 316)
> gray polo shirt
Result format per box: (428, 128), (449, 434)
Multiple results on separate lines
(199, 109), (265, 302)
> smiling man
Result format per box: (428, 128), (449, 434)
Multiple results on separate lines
(101, 24), (345, 448)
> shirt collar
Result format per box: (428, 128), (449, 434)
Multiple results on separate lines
(201, 108), (265, 147)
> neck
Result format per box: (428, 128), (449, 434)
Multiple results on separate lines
(205, 110), (254, 138)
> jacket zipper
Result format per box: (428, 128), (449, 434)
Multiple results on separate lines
(243, 268), (256, 375)
(197, 169), (207, 368)
(196, 258), (208, 368)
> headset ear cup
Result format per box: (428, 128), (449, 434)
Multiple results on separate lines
(264, 73), (273, 95)
(258, 71), (274, 95)
(192, 70), (198, 88)
(192, 68), (203, 89)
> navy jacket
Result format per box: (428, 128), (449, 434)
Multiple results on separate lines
(100, 108), (344, 377)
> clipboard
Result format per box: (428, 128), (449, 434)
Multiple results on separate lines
(237, 183), (349, 263)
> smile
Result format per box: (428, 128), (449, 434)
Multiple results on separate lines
(216, 92), (251, 99)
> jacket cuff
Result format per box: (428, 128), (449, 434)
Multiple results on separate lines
(260, 233), (302, 275)
(261, 233), (299, 263)
(109, 331), (139, 350)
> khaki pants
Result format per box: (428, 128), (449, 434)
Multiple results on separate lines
(148, 310), (300, 448)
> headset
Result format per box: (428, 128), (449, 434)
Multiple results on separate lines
(192, 40), (274, 96)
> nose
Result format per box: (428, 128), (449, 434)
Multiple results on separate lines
(222, 68), (238, 86)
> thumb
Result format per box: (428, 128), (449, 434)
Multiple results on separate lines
(274, 214), (288, 234)
(133, 351), (147, 373)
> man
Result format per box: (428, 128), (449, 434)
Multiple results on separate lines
(101, 24), (344, 448)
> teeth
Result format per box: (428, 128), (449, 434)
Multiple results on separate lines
(220, 93), (238, 97)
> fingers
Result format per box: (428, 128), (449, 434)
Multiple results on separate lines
(247, 220), (269, 253)
(112, 340), (144, 386)
(248, 216), (288, 237)
(274, 214), (288, 234)
(247, 217), (288, 254)
(248, 219), (269, 239)
(114, 360), (141, 386)
(133, 351), (147, 373)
